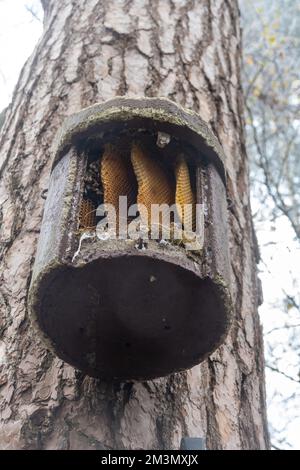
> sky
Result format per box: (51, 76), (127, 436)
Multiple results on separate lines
(0, 0), (299, 450)
(0, 0), (43, 110)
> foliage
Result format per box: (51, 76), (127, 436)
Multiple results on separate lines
(242, 0), (300, 450)
(243, 0), (300, 240)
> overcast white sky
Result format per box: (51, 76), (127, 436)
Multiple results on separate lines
(0, 0), (299, 450)
(0, 0), (43, 110)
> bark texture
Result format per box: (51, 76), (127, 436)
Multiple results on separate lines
(0, 0), (269, 450)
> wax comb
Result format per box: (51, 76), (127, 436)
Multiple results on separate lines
(175, 155), (196, 231)
(101, 143), (137, 230)
(79, 198), (96, 229)
(131, 142), (174, 230)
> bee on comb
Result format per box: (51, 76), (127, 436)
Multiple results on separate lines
(84, 159), (103, 199)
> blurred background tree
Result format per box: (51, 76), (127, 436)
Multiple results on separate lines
(242, 0), (300, 449)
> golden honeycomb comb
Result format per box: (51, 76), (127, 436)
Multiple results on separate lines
(175, 155), (196, 231)
(101, 143), (137, 230)
(131, 142), (174, 231)
(79, 198), (96, 229)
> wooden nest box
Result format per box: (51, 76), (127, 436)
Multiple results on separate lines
(29, 97), (232, 381)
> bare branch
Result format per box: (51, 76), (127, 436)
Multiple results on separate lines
(267, 364), (300, 383)
(265, 324), (300, 336)
(25, 3), (42, 22)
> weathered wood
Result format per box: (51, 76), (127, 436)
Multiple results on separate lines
(52, 97), (227, 184)
(29, 98), (232, 381)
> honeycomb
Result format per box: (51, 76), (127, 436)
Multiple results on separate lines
(131, 142), (174, 230)
(175, 155), (196, 231)
(79, 198), (96, 229)
(101, 143), (137, 229)
(81, 141), (197, 241)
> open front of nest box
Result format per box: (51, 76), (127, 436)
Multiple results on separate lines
(28, 97), (232, 381)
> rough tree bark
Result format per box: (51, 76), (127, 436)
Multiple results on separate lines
(0, 0), (269, 450)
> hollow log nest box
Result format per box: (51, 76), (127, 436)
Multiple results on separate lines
(29, 97), (232, 381)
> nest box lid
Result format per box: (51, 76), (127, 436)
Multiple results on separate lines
(52, 96), (227, 185)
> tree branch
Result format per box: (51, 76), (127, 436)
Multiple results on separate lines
(267, 364), (300, 383)
(25, 4), (42, 22)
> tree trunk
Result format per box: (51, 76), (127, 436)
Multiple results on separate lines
(0, 0), (269, 450)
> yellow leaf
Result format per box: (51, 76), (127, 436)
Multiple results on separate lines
(253, 87), (261, 97)
(268, 35), (276, 46)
